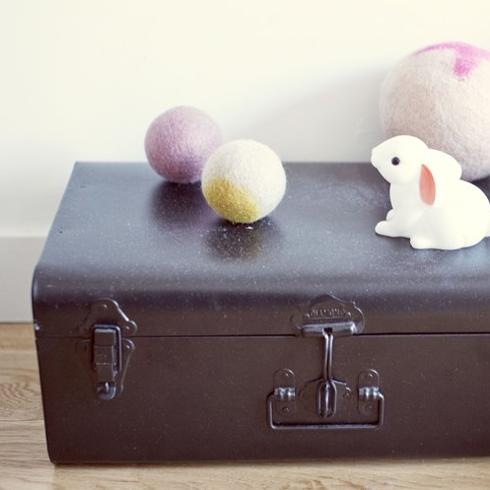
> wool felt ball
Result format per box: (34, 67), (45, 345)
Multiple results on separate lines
(379, 41), (490, 181)
(144, 106), (222, 183)
(201, 140), (287, 224)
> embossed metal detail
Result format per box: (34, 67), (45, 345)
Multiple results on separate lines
(291, 294), (365, 337)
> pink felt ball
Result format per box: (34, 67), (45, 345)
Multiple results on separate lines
(380, 42), (490, 181)
(144, 106), (222, 183)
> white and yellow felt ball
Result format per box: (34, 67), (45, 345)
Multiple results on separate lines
(202, 140), (287, 224)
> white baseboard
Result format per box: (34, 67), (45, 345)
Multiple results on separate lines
(0, 236), (46, 323)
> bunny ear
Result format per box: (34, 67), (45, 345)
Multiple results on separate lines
(420, 164), (436, 206)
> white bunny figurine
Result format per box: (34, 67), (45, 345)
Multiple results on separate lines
(371, 135), (490, 250)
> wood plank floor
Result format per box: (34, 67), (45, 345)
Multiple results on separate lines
(1, 323), (490, 490)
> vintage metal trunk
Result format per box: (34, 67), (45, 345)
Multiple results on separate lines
(32, 162), (490, 463)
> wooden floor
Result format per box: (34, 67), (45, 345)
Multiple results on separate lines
(2, 324), (490, 490)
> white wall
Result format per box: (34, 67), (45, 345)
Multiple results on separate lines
(2, 0), (490, 321)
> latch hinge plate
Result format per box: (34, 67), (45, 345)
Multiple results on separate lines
(273, 369), (297, 417)
(358, 369), (384, 419)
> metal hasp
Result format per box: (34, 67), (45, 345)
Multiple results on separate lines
(300, 323), (354, 419)
(268, 295), (385, 430)
(91, 326), (122, 400)
(77, 299), (136, 401)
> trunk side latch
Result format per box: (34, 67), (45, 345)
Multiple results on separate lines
(77, 299), (136, 401)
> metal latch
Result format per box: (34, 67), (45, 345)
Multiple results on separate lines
(92, 325), (122, 400)
(77, 299), (136, 401)
(300, 328), (346, 418)
(268, 295), (385, 430)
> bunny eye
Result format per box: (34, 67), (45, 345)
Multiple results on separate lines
(391, 157), (400, 166)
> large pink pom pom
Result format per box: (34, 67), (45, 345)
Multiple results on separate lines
(380, 42), (490, 181)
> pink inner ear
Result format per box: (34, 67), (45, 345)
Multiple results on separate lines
(420, 164), (436, 205)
